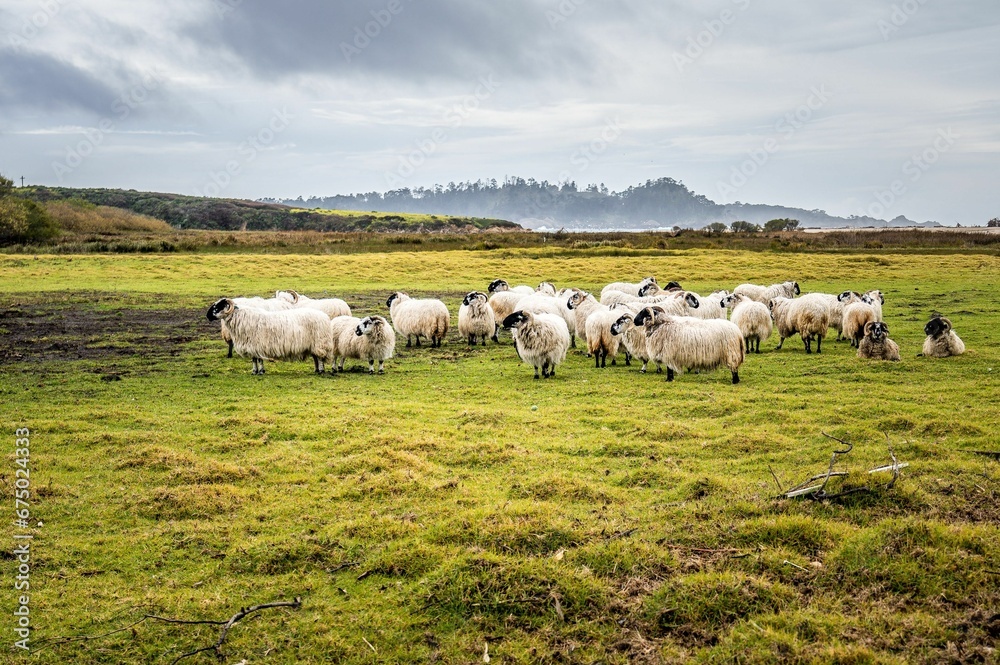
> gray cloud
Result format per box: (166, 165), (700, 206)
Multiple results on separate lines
(0, 48), (121, 114)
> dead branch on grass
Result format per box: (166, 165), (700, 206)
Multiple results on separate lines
(35, 597), (302, 663)
(778, 432), (908, 500)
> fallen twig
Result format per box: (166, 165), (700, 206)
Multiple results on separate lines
(172, 598), (303, 664)
(778, 433), (907, 500)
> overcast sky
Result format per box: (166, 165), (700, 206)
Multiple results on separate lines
(1, 0), (998, 224)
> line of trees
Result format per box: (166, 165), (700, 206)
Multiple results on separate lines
(702, 218), (800, 234)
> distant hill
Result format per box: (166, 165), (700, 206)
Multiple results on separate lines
(22, 187), (521, 233)
(277, 177), (939, 230)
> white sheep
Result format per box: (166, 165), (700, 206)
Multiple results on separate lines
(610, 307), (662, 373)
(218, 296), (294, 358)
(922, 316), (965, 357)
(501, 310), (571, 379)
(207, 298), (331, 375)
(386, 292), (450, 348)
(734, 280), (800, 304)
(515, 293), (577, 344)
(488, 290), (529, 329)
(536, 281), (557, 296)
(600, 276), (658, 302)
(635, 281), (684, 297)
(633, 306), (745, 384)
(804, 293), (845, 341)
(275, 289), (351, 318)
(329, 315), (396, 373)
(857, 321), (900, 361)
(862, 289), (885, 322)
(769, 294), (830, 353)
(488, 279), (534, 295)
(458, 291), (497, 346)
(838, 291), (877, 348)
(722, 293), (772, 353)
(689, 290), (730, 320)
(585, 303), (630, 368)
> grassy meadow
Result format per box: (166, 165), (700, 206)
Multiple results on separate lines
(1, 248), (999, 663)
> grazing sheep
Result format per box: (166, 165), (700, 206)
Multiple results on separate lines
(458, 291), (497, 346)
(734, 280), (800, 304)
(276, 290), (351, 319)
(804, 293), (845, 341)
(501, 310), (571, 379)
(689, 290), (730, 320)
(839, 291), (877, 348)
(585, 303), (630, 368)
(206, 298), (330, 375)
(769, 294), (830, 353)
(922, 316), (965, 357)
(857, 321), (900, 361)
(219, 296), (294, 358)
(633, 306), (744, 384)
(386, 292), (450, 348)
(600, 276), (657, 301)
(722, 293), (772, 353)
(488, 279), (534, 295)
(329, 315), (396, 374)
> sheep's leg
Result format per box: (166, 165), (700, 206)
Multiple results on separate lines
(468, 334), (475, 346)
(492, 324), (499, 343)
(666, 367), (675, 382)
(406, 335), (412, 348)
(227, 340), (234, 358)
(624, 351), (632, 367)
(804, 337), (812, 354)
(313, 355), (322, 374)
(480, 335), (486, 346)
(775, 336), (784, 350)
(549, 366), (556, 377)
(754, 338), (761, 354)
(731, 370), (740, 385)
(250, 358), (258, 374)
(378, 360), (385, 374)
(368, 359), (375, 374)
(640, 360), (647, 373)
(816, 336), (822, 354)
(745, 336), (751, 353)
(415, 335), (422, 347)
(594, 352), (601, 369)
(533, 366), (540, 379)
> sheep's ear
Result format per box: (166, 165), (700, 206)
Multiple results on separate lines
(864, 321), (874, 335)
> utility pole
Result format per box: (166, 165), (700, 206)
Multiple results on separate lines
(20, 176), (25, 187)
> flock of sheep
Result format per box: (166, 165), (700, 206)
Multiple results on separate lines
(205, 278), (965, 381)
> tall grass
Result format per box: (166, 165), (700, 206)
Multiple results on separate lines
(45, 200), (173, 234)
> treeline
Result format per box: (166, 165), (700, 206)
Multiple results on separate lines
(19, 187), (519, 233)
(280, 177), (887, 229)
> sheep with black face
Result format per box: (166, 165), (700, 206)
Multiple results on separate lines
(858, 321), (900, 361)
(501, 310), (571, 379)
(207, 298), (331, 375)
(922, 316), (965, 357)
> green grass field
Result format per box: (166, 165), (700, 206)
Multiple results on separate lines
(1, 250), (998, 663)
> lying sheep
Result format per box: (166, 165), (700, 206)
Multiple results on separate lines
(922, 316), (965, 357)
(458, 291), (497, 346)
(634, 306), (744, 384)
(600, 276), (657, 301)
(207, 298), (330, 375)
(329, 315), (396, 374)
(770, 294), (830, 353)
(501, 310), (571, 379)
(585, 303), (630, 368)
(722, 293), (772, 353)
(219, 296), (294, 358)
(734, 280), (800, 304)
(488, 279), (534, 295)
(839, 291), (877, 347)
(857, 321), (900, 361)
(276, 289), (351, 319)
(386, 292), (450, 348)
